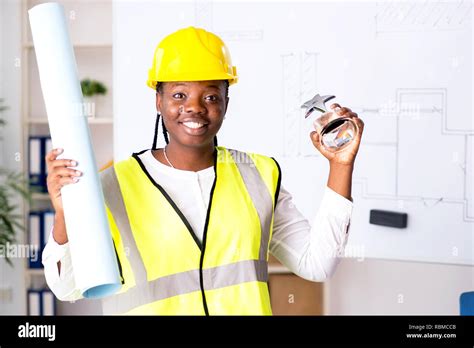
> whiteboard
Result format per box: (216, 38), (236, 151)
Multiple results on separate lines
(113, 0), (473, 265)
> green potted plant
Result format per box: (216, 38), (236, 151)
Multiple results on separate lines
(80, 78), (107, 119)
(0, 98), (31, 266)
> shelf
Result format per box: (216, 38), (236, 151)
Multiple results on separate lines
(31, 193), (51, 201)
(26, 268), (45, 276)
(27, 118), (113, 125)
(268, 264), (292, 274)
(23, 42), (112, 49)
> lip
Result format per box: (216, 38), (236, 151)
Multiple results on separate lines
(179, 119), (209, 136)
(179, 117), (209, 125)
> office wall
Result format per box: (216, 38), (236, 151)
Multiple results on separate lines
(325, 258), (473, 315)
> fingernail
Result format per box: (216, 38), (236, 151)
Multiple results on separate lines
(335, 107), (342, 112)
(56, 148), (63, 154)
(72, 177), (79, 183)
(75, 170), (82, 176)
(70, 160), (77, 166)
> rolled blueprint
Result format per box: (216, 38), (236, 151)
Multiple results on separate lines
(29, 3), (121, 299)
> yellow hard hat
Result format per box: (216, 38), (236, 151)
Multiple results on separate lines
(147, 26), (238, 89)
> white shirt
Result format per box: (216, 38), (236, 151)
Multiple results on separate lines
(42, 150), (353, 301)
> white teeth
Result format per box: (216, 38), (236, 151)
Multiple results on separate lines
(183, 121), (205, 129)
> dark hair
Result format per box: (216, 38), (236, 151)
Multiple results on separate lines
(152, 81), (229, 149)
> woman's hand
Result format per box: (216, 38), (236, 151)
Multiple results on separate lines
(310, 103), (364, 166)
(45, 148), (82, 245)
(45, 148), (82, 215)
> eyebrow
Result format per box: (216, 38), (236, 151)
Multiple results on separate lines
(169, 82), (222, 90)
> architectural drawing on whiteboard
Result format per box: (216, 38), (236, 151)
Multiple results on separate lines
(375, 0), (472, 34)
(396, 88), (473, 222)
(352, 88), (473, 223)
(281, 81), (473, 222)
(281, 51), (319, 158)
(194, 0), (263, 41)
(281, 59), (473, 220)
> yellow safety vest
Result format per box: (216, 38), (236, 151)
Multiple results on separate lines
(99, 146), (281, 315)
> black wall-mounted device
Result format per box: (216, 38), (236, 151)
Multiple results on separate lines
(369, 210), (408, 228)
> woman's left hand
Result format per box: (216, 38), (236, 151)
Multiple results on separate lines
(310, 103), (364, 166)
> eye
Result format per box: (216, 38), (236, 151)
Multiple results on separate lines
(172, 93), (185, 99)
(205, 95), (219, 102)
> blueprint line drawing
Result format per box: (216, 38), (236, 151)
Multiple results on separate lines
(375, 0), (472, 34)
(281, 51), (319, 158)
(397, 89), (473, 135)
(194, 0), (264, 41)
(282, 85), (473, 222)
(282, 53), (302, 157)
(351, 88), (473, 222)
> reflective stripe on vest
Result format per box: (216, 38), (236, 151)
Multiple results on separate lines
(227, 149), (273, 262)
(101, 167), (148, 286)
(100, 147), (279, 315)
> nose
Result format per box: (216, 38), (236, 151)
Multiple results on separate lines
(182, 96), (206, 114)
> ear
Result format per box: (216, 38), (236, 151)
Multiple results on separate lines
(155, 91), (162, 114)
(224, 96), (229, 114)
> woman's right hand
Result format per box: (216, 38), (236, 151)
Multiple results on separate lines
(46, 148), (82, 215)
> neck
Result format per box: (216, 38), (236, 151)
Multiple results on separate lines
(156, 141), (215, 171)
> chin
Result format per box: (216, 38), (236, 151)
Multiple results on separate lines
(178, 136), (216, 148)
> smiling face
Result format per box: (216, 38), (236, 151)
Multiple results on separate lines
(156, 80), (229, 149)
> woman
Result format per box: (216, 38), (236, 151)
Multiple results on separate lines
(43, 27), (364, 315)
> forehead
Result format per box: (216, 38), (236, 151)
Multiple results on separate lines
(165, 80), (226, 90)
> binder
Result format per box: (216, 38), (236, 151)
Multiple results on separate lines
(44, 137), (53, 175)
(42, 290), (56, 316)
(28, 137), (43, 190)
(43, 210), (54, 245)
(27, 289), (56, 316)
(27, 290), (41, 316)
(28, 212), (42, 269)
(460, 291), (474, 316)
(28, 136), (52, 192)
(28, 210), (55, 269)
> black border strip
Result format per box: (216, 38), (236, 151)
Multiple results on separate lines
(3, 316), (473, 345)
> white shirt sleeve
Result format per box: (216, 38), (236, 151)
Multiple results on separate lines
(42, 229), (83, 301)
(269, 185), (353, 281)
